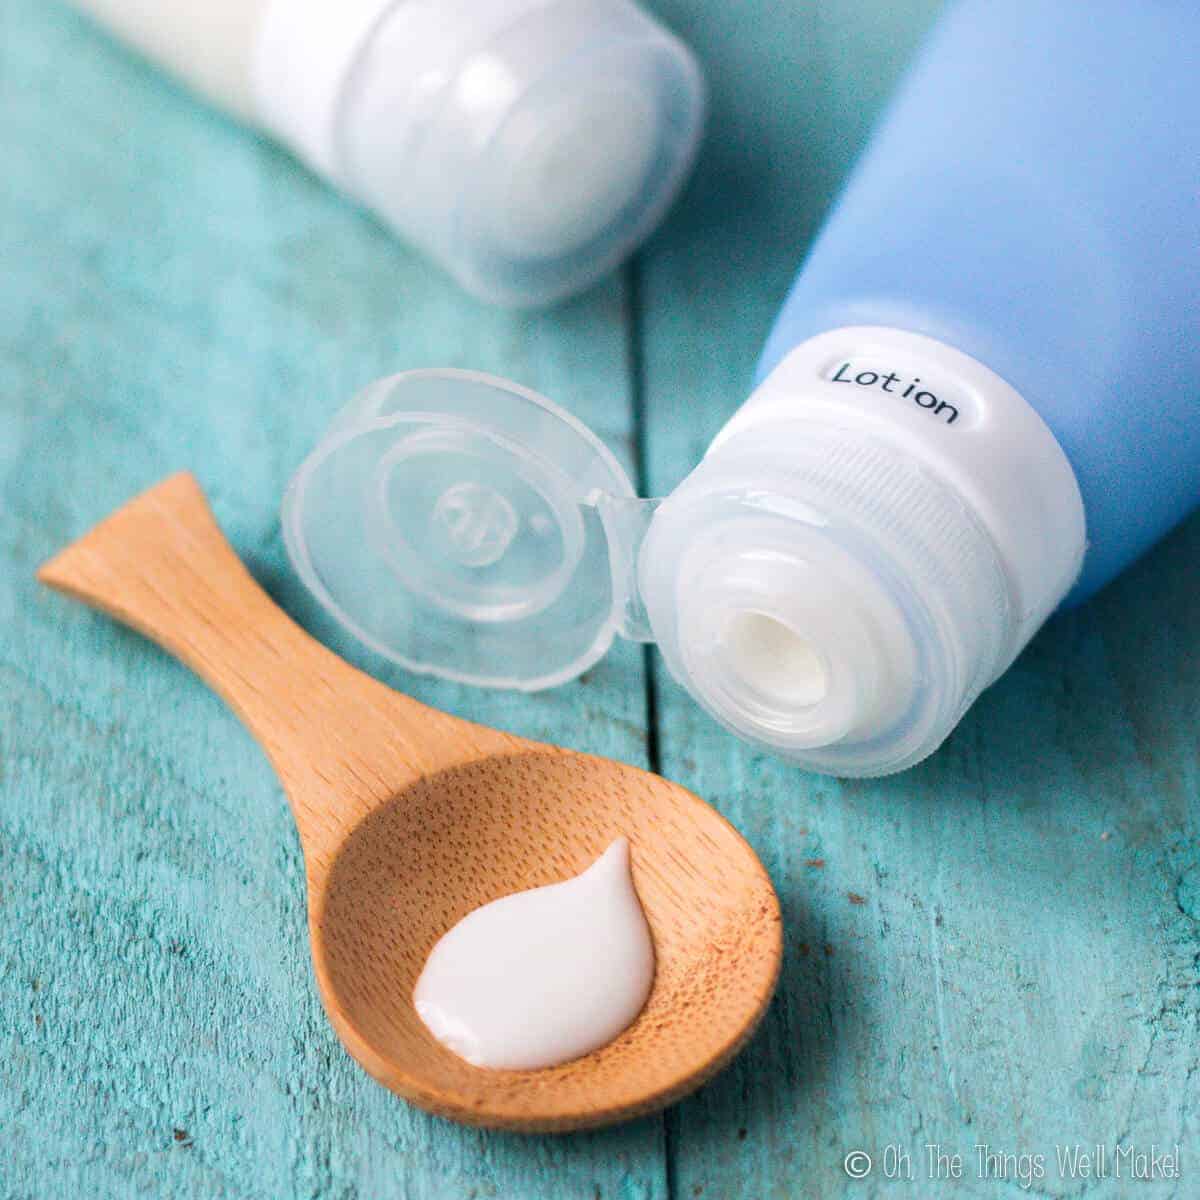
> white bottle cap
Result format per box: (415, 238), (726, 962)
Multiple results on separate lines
(641, 328), (1086, 774)
(254, 0), (704, 306)
(282, 329), (1087, 775)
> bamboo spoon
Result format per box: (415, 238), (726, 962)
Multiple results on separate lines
(37, 473), (782, 1132)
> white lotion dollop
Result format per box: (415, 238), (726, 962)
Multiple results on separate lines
(413, 838), (655, 1070)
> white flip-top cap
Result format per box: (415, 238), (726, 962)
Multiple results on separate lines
(283, 329), (1085, 776)
(255, 0), (704, 306)
(282, 371), (638, 688)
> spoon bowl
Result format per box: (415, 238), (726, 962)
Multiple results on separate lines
(320, 752), (779, 1128)
(37, 474), (781, 1131)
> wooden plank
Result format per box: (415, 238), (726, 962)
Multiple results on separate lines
(0, 3), (667, 1196)
(636, 2), (1200, 1197)
(6, 0), (1199, 1196)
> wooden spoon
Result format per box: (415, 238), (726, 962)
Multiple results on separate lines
(37, 474), (781, 1132)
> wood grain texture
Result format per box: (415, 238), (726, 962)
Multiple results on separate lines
(0, 1), (667, 1193)
(637, 2), (1200, 1198)
(36, 473), (780, 1132)
(35, 474), (525, 856)
(2, 0), (1197, 1195)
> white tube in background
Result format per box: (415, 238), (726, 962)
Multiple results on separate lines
(68, 0), (705, 306)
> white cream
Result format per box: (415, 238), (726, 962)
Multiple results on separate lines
(414, 838), (654, 1070)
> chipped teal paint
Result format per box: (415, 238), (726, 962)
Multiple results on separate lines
(1, 2), (1197, 1199)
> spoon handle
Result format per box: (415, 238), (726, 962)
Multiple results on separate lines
(37, 473), (516, 836)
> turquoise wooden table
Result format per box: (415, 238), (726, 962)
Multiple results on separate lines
(2, 2), (1197, 1196)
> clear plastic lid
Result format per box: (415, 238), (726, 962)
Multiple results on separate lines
(282, 371), (639, 689)
(333, 0), (706, 306)
(282, 328), (1078, 777)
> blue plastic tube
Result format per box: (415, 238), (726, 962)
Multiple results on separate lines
(758, 0), (1199, 602)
